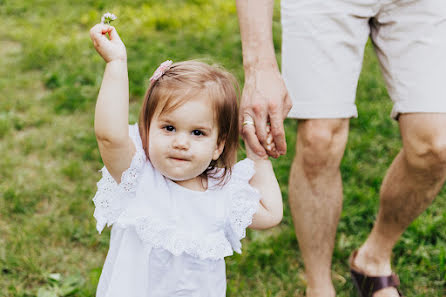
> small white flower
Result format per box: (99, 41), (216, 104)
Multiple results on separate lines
(101, 12), (117, 25)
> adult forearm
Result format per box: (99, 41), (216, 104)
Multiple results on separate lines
(236, 0), (277, 73)
(94, 60), (129, 143)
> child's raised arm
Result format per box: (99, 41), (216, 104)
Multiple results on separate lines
(245, 125), (283, 229)
(90, 24), (135, 183)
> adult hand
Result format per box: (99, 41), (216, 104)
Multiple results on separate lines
(89, 24), (127, 63)
(244, 120), (276, 161)
(240, 66), (292, 158)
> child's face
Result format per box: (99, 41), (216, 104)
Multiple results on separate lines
(148, 94), (225, 188)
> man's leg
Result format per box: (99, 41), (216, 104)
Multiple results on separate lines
(353, 113), (446, 297)
(289, 118), (350, 297)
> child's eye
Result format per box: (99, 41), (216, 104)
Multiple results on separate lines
(192, 130), (204, 136)
(163, 125), (175, 132)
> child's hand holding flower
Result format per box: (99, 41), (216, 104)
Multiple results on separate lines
(90, 15), (126, 63)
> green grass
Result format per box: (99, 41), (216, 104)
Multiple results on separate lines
(1, 0), (445, 296)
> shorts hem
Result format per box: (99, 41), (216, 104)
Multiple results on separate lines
(287, 103), (358, 119)
(391, 102), (446, 120)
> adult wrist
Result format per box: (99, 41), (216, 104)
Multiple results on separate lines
(243, 57), (278, 76)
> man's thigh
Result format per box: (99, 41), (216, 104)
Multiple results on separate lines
(281, 0), (378, 120)
(373, 0), (446, 119)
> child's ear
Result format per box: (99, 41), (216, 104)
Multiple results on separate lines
(212, 140), (226, 161)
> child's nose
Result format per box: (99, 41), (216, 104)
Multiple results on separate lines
(172, 133), (189, 149)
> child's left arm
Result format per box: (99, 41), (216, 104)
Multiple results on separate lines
(246, 127), (283, 229)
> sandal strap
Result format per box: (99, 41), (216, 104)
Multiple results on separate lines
(351, 268), (402, 295)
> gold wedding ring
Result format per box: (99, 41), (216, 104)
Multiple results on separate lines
(242, 119), (255, 126)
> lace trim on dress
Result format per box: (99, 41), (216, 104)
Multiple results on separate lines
(93, 124), (146, 233)
(225, 159), (260, 253)
(132, 216), (234, 260)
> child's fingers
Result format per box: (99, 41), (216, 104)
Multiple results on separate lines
(264, 125), (279, 157)
(266, 142), (276, 153)
(107, 26), (122, 42)
(102, 24), (112, 31)
(266, 133), (273, 145)
(266, 129), (279, 156)
(90, 24), (108, 37)
(90, 24), (109, 47)
(90, 23), (126, 62)
(90, 24), (118, 41)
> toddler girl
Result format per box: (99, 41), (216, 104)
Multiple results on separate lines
(89, 23), (282, 297)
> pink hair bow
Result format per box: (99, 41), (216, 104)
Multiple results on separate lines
(150, 60), (173, 82)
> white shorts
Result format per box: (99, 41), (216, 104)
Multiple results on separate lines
(281, 0), (446, 119)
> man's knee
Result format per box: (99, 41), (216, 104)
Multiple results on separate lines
(405, 136), (446, 172)
(401, 114), (446, 172)
(296, 119), (349, 176)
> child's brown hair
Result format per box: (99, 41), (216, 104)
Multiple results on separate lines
(139, 60), (239, 182)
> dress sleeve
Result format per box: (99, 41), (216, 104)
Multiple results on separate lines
(225, 158), (261, 254)
(92, 123), (147, 233)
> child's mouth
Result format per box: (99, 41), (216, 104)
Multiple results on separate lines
(169, 156), (189, 162)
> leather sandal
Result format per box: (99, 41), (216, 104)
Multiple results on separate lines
(349, 250), (404, 297)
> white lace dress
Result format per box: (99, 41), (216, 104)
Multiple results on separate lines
(92, 124), (260, 297)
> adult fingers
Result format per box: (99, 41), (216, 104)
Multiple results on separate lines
(238, 93), (248, 134)
(253, 112), (280, 158)
(269, 104), (287, 155)
(251, 103), (269, 150)
(242, 114), (267, 157)
(282, 92), (293, 118)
